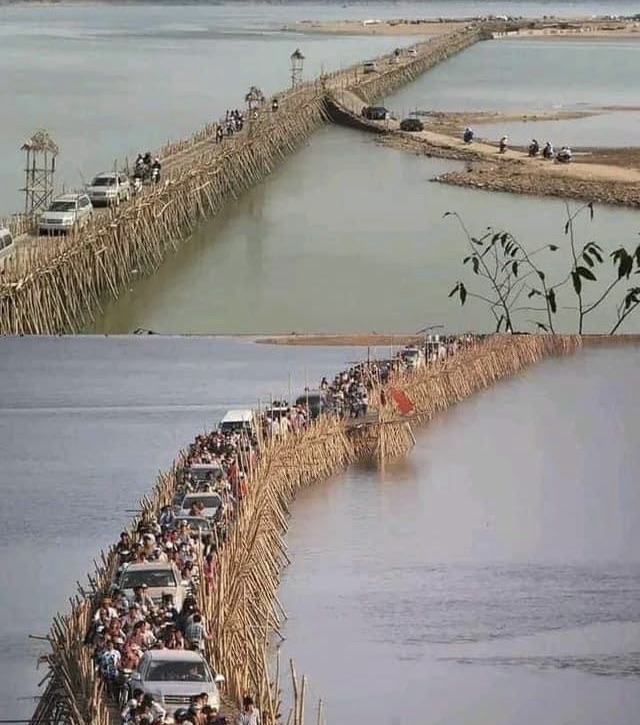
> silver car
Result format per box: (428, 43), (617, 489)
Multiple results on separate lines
(39, 193), (93, 234)
(116, 561), (187, 610)
(127, 649), (224, 714)
(86, 171), (131, 206)
(178, 492), (223, 521)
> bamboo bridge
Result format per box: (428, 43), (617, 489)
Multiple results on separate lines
(0, 20), (518, 335)
(27, 333), (583, 725)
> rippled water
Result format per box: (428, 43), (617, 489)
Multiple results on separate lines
(278, 345), (640, 725)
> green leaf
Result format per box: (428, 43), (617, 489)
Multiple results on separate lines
(548, 245), (559, 251)
(512, 261), (519, 277)
(547, 288), (557, 313)
(577, 266), (596, 281)
(535, 322), (549, 332)
(537, 270), (546, 282)
(527, 288), (541, 299)
(448, 283), (459, 298)
(587, 202), (594, 220)
(571, 270), (582, 295)
(564, 220), (570, 235)
(472, 257), (480, 274)
(583, 252), (594, 268)
(463, 256), (471, 265)
(459, 283), (467, 305)
(471, 237), (484, 246)
(443, 211), (452, 218)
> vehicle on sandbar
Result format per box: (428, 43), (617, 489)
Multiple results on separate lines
(86, 171), (131, 206)
(123, 649), (225, 714)
(38, 193), (93, 235)
(400, 117), (424, 132)
(115, 561), (187, 609)
(362, 60), (378, 74)
(361, 105), (388, 121)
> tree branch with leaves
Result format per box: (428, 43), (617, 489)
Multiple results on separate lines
(447, 203), (640, 334)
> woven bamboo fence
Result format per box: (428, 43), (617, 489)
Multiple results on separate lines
(380, 334), (582, 423)
(345, 27), (482, 105)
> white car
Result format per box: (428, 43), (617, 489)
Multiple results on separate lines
(86, 171), (131, 206)
(126, 649), (224, 714)
(178, 492), (223, 521)
(116, 561), (187, 609)
(401, 346), (426, 370)
(39, 193), (93, 235)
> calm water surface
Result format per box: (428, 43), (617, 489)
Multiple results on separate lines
(88, 125), (640, 335)
(0, 335), (363, 720)
(279, 345), (640, 725)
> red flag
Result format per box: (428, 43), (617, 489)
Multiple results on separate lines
(388, 387), (415, 415)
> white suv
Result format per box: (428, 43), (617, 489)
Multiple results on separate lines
(39, 193), (93, 235)
(86, 171), (131, 206)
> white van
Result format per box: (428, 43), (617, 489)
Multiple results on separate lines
(219, 409), (255, 436)
(0, 227), (15, 271)
(363, 61), (377, 74)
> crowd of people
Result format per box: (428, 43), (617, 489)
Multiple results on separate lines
(463, 127), (572, 162)
(215, 110), (246, 142)
(87, 333), (482, 724)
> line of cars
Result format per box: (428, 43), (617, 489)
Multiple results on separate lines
(37, 171), (133, 236)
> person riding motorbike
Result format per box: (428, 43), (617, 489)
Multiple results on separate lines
(499, 135), (508, 153)
(542, 141), (554, 159)
(143, 151), (152, 166)
(557, 145), (572, 163)
(463, 127), (474, 144)
(528, 139), (540, 157)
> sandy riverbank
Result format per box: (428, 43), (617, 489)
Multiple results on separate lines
(285, 18), (640, 39)
(257, 334), (426, 347)
(380, 131), (640, 208)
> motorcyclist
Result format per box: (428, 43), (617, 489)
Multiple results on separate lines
(463, 127), (474, 144)
(542, 141), (554, 159)
(499, 135), (508, 153)
(271, 97), (279, 112)
(143, 151), (152, 166)
(557, 145), (572, 163)
(528, 139), (540, 157)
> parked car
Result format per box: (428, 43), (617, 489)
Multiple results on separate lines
(178, 492), (223, 521)
(183, 462), (225, 484)
(38, 193), (93, 235)
(0, 227), (15, 272)
(115, 561), (187, 609)
(407, 47), (418, 57)
(125, 650), (225, 714)
(400, 117), (424, 132)
(362, 60), (377, 74)
(361, 106), (388, 121)
(86, 171), (131, 206)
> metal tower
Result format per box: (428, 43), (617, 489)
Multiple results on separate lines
(290, 48), (305, 88)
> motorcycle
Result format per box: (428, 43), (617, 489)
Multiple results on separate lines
(556, 150), (572, 164)
(499, 137), (508, 154)
(151, 167), (161, 184)
(463, 129), (474, 144)
(528, 141), (540, 157)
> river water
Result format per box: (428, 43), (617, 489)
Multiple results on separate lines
(278, 343), (640, 725)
